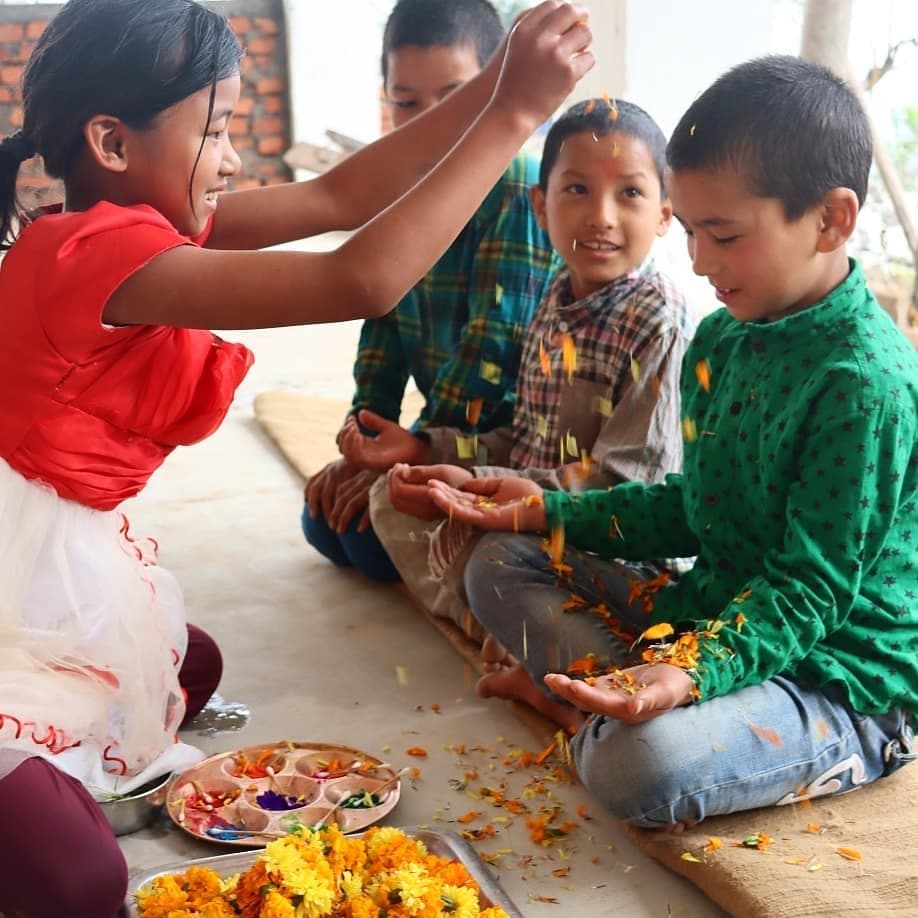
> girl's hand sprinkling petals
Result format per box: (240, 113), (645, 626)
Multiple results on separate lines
(489, 1), (594, 135)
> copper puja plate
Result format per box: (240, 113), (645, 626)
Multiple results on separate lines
(166, 740), (401, 846)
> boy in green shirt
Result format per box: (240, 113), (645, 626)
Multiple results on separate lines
(426, 55), (917, 827)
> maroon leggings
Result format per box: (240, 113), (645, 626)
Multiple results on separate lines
(0, 624), (222, 918)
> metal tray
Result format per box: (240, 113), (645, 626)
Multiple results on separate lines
(125, 827), (523, 917)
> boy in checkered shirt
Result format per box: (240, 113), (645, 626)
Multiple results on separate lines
(338, 98), (695, 632)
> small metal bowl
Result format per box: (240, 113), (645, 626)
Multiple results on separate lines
(95, 772), (173, 836)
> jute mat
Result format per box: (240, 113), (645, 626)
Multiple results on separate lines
(627, 768), (918, 917)
(253, 387), (918, 917)
(253, 389), (425, 480)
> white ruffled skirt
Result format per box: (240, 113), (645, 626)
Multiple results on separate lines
(0, 459), (203, 794)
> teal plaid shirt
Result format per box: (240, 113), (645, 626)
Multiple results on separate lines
(351, 153), (560, 433)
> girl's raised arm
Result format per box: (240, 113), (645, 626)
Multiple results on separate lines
(207, 0), (571, 251)
(106, 2), (593, 331)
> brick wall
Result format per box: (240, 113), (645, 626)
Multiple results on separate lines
(0, 0), (292, 210)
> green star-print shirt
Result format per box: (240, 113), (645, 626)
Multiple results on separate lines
(545, 261), (918, 721)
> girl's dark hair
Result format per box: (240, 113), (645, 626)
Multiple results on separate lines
(667, 55), (872, 220)
(539, 98), (668, 195)
(0, 0), (243, 248)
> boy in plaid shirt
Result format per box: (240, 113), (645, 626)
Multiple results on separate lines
(302, 0), (558, 582)
(340, 99), (695, 631)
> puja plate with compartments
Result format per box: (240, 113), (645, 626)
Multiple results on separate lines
(166, 740), (401, 846)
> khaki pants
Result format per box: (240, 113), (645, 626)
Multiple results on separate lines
(368, 475), (484, 642)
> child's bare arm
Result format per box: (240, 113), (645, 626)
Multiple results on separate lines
(207, 1), (587, 251)
(207, 66), (498, 251)
(104, 2), (593, 329)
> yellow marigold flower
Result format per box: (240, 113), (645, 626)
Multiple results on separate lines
(291, 828), (325, 855)
(387, 863), (441, 916)
(219, 873), (239, 894)
(442, 883), (480, 918)
(287, 872), (335, 916)
(262, 834), (336, 914)
(263, 838), (305, 878)
(479, 909), (511, 918)
(339, 869), (364, 901)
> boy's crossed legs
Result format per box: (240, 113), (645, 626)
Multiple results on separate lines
(465, 533), (916, 827)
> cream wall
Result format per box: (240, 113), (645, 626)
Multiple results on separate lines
(283, 0), (632, 147)
(282, 0), (387, 147)
(283, 0), (773, 147)
(572, 0), (627, 103)
(623, 0), (774, 137)
(281, 0), (774, 315)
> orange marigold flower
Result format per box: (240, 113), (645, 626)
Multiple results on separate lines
(640, 622), (675, 641)
(695, 358), (711, 392)
(465, 398), (483, 426)
(456, 810), (483, 824)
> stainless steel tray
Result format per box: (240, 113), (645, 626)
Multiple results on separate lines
(125, 827), (523, 916)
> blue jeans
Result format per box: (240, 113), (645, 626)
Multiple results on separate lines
(301, 502), (400, 583)
(465, 532), (916, 827)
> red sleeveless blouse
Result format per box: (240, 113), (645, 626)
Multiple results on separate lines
(0, 202), (253, 509)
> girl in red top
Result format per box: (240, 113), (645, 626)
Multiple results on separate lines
(0, 1), (593, 914)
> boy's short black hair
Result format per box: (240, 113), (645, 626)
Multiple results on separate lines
(381, 0), (504, 80)
(539, 98), (667, 194)
(667, 55), (872, 220)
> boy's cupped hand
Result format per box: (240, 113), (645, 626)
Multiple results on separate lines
(388, 463), (474, 521)
(426, 476), (547, 531)
(339, 410), (429, 471)
(492, 2), (594, 128)
(545, 665), (696, 724)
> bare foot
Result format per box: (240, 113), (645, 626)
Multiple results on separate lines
(480, 633), (512, 673)
(477, 661), (584, 733)
(656, 819), (700, 833)
(476, 659), (526, 701)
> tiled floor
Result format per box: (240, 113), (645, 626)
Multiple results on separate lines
(118, 320), (723, 917)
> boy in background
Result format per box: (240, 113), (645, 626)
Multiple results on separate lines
(303, 0), (559, 580)
(340, 99), (694, 636)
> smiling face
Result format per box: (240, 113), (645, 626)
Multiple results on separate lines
(122, 74), (242, 236)
(531, 130), (672, 300)
(384, 43), (481, 129)
(668, 167), (853, 323)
